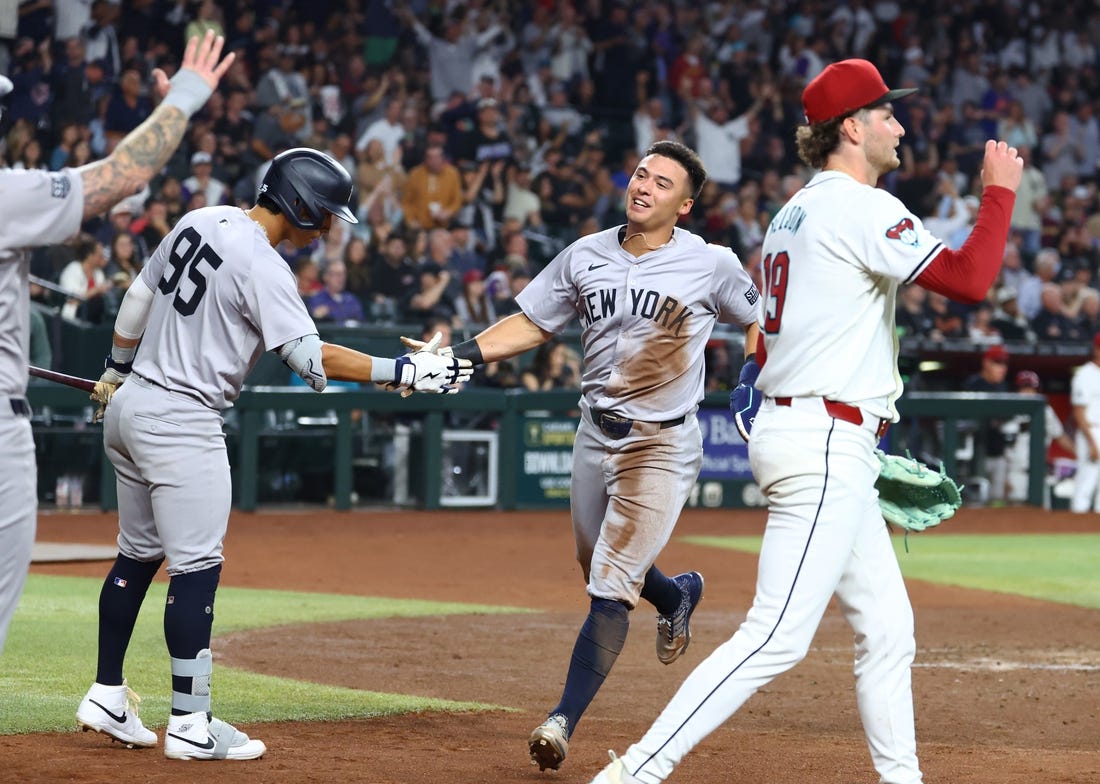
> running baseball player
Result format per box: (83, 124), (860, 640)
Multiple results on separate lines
(75, 148), (471, 760)
(0, 32), (234, 656)
(590, 59), (1022, 784)
(406, 140), (760, 772)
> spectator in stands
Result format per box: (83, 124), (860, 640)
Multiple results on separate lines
(369, 232), (417, 322)
(503, 162), (542, 228)
(103, 68), (150, 154)
(48, 122), (81, 171)
(181, 150), (228, 207)
(295, 258), (322, 300)
(355, 96), (406, 163)
(1031, 282), (1082, 342)
(342, 235), (371, 301)
(105, 230), (142, 292)
(453, 269), (496, 328)
(398, 5), (502, 107)
(308, 260), (364, 324)
(1002, 369), (1074, 504)
(1077, 288), (1100, 342)
(403, 257), (456, 326)
(447, 216), (486, 281)
(401, 143), (463, 230)
(963, 344), (1011, 504)
(683, 82), (773, 192)
(990, 286), (1035, 343)
(456, 158), (506, 251)
(521, 338), (580, 391)
(1021, 248), (1060, 320)
(357, 137), (406, 202)
(927, 291), (966, 341)
(59, 233), (112, 324)
(1041, 111), (1085, 192)
(1009, 145), (1047, 257)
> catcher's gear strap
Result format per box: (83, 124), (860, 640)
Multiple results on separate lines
(170, 648), (213, 714)
(113, 275), (154, 340)
(915, 185), (1014, 304)
(278, 334), (327, 391)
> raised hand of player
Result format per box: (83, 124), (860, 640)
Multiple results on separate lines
(979, 140), (1023, 193)
(375, 332), (458, 397)
(152, 30), (235, 103)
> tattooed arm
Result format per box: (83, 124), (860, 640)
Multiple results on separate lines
(77, 30), (235, 220)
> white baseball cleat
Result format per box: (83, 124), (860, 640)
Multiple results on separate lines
(589, 750), (644, 784)
(164, 711), (266, 760)
(76, 680), (158, 748)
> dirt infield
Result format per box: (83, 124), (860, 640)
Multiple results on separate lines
(10, 506), (1100, 784)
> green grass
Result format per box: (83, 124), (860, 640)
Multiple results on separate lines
(682, 534), (1100, 610)
(1, 575), (529, 734)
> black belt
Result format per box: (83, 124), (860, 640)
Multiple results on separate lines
(590, 408), (686, 439)
(10, 398), (30, 417)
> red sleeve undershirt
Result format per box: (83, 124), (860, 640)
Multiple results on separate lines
(914, 185), (1016, 304)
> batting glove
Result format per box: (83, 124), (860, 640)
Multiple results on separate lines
(90, 356), (133, 423)
(376, 331), (462, 397)
(729, 356), (761, 442)
(394, 350), (473, 395)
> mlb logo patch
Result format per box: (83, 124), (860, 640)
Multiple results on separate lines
(113, 577), (127, 588)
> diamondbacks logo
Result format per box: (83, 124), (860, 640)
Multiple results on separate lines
(885, 217), (918, 246)
(50, 174), (71, 199)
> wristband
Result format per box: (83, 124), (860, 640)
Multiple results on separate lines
(451, 339), (484, 366)
(370, 356), (397, 383)
(111, 344), (137, 366)
(161, 69), (214, 117)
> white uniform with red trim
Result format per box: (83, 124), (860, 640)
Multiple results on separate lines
(611, 170), (937, 784)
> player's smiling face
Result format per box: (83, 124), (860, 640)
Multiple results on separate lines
(625, 154), (693, 230)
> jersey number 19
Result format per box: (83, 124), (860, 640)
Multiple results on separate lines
(762, 251), (789, 334)
(157, 226), (225, 317)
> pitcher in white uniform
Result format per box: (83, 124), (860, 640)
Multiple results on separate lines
(590, 59), (1022, 784)
(1070, 335), (1100, 513)
(0, 33), (234, 657)
(74, 149), (471, 760)
(409, 141), (760, 772)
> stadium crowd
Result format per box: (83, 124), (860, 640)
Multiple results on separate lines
(2, 0), (1100, 392)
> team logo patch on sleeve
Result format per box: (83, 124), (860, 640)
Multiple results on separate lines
(50, 174), (71, 199)
(885, 217), (918, 246)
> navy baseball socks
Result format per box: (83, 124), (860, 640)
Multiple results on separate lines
(76, 555), (163, 748)
(161, 565), (265, 760)
(529, 597), (629, 771)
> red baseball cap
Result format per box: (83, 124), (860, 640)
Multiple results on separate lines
(802, 59), (917, 125)
(983, 344), (1009, 363)
(1015, 370), (1040, 390)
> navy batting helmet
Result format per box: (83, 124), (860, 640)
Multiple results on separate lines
(260, 148), (358, 230)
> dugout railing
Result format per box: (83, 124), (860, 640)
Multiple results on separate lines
(26, 386), (1047, 511)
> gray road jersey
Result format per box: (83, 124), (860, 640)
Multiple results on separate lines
(133, 206), (318, 409)
(517, 226), (759, 421)
(0, 169), (83, 396)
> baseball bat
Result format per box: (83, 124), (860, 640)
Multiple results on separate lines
(29, 365), (97, 394)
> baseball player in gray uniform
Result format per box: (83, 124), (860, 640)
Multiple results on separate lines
(589, 60), (1021, 784)
(0, 32), (235, 657)
(74, 148), (471, 760)
(408, 141), (760, 772)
